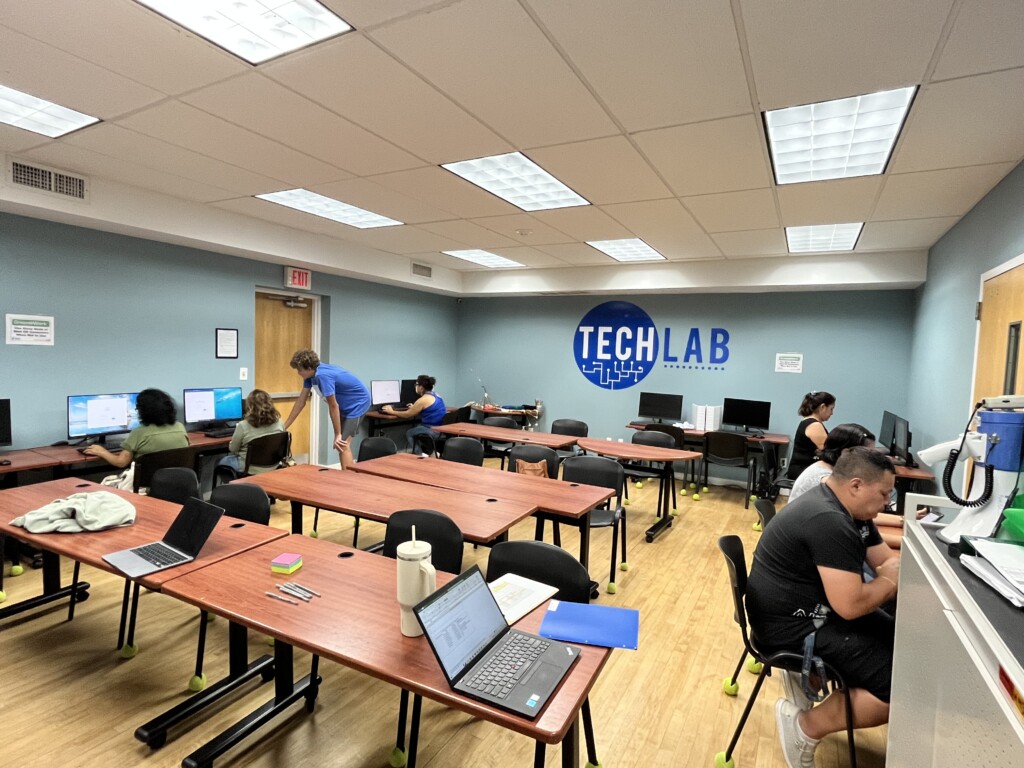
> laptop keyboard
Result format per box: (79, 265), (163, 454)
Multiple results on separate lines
(463, 634), (550, 698)
(132, 542), (188, 568)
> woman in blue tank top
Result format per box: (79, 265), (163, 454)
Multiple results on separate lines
(383, 375), (447, 454)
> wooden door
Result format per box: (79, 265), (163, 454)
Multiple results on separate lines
(974, 265), (1024, 402)
(255, 293), (314, 462)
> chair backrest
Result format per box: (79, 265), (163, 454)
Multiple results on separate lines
(134, 446), (198, 492)
(382, 509), (464, 574)
(643, 422), (686, 449)
(483, 416), (518, 430)
(753, 498), (777, 530)
(209, 483), (272, 525)
(507, 444), (558, 479)
(550, 418), (589, 438)
(760, 441), (780, 475)
(413, 432), (437, 457)
(632, 430), (675, 449)
(244, 431), (291, 472)
(441, 405), (473, 426)
(704, 431), (749, 464)
(441, 436), (485, 466)
(358, 435), (398, 462)
(718, 535), (752, 645)
(148, 467), (200, 504)
(561, 455), (624, 499)
(486, 541), (590, 604)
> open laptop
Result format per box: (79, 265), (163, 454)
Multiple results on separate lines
(414, 565), (580, 718)
(102, 497), (224, 579)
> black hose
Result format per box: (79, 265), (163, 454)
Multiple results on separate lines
(941, 448), (994, 507)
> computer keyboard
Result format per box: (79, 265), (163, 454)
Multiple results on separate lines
(77, 445), (122, 454)
(204, 427), (235, 438)
(131, 542), (187, 568)
(463, 634), (549, 697)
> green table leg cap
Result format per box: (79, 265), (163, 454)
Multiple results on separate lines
(702, 486), (710, 493)
(120, 644), (139, 659)
(623, 497), (631, 506)
(635, 481), (644, 489)
(606, 582), (617, 594)
(10, 564), (24, 577)
(746, 658), (763, 675)
(714, 751), (735, 768)
(389, 747), (408, 768)
(752, 521), (762, 532)
(688, 482), (696, 489)
(266, 636), (275, 646)
(585, 761), (603, 768)
(309, 530), (319, 539)
(749, 494), (757, 501)
(188, 673), (207, 692)
(670, 509), (679, 517)
(620, 562), (629, 572)
(0, 589), (6, 603)
(692, 493), (701, 501)
(722, 677), (739, 696)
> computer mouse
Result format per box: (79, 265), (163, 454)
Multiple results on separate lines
(0, 459), (11, 466)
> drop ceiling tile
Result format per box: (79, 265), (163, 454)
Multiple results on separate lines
(527, 137), (671, 205)
(182, 74), (422, 176)
(633, 115), (771, 196)
(320, 0), (442, 28)
(776, 177), (883, 227)
(213, 196), (358, 238)
(416, 220), (518, 249)
(536, 243), (616, 266)
(0, 124), (51, 154)
(740, 0), (953, 110)
(531, 206), (632, 241)
(338, 225), (467, 255)
(119, 101), (350, 187)
(527, 0), (750, 131)
(602, 199), (723, 260)
(932, 0), (1024, 80)
(892, 69), (1024, 173)
(712, 229), (789, 258)
(370, 167), (520, 218)
(874, 163), (1015, 220)
(682, 189), (779, 233)
(857, 217), (958, 251)
(0, 0), (248, 95)
(488, 247), (569, 269)
(310, 178), (456, 224)
(469, 214), (575, 246)
(263, 35), (510, 164)
(370, 0), (618, 147)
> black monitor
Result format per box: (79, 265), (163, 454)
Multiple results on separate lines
(400, 378), (419, 405)
(892, 414), (916, 467)
(879, 410), (898, 453)
(183, 387), (243, 427)
(638, 392), (683, 422)
(0, 398), (11, 447)
(67, 392), (140, 443)
(370, 379), (402, 407)
(722, 398), (772, 433)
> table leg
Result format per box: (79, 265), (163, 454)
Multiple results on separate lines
(291, 500), (304, 535)
(894, 477), (913, 516)
(560, 718), (580, 768)
(578, 512), (591, 571)
(644, 463), (675, 543)
(0, 548), (90, 622)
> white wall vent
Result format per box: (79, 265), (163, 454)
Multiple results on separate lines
(411, 262), (433, 279)
(9, 159), (89, 201)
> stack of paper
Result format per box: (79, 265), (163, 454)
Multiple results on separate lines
(271, 552), (303, 575)
(690, 404), (723, 431)
(960, 554), (1024, 607)
(489, 573), (558, 624)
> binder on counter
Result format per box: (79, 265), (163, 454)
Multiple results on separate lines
(538, 600), (640, 650)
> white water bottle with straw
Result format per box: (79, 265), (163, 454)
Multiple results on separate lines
(396, 525), (436, 637)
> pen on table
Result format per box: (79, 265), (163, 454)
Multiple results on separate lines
(277, 584), (311, 601)
(265, 591), (298, 605)
(287, 582), (321, 598)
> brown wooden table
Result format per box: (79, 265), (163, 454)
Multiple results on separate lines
(351, 453), (613, 568)
(0, 448), (59, 474)
(893, 462), (935, 514)
(234, 463), (537, 543)
(145, 535), (610, 767)
(435, 422), (578, 450)
(576, 438), (702, 543)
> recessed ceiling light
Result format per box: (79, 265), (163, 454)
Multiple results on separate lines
(0, 84), (99, 138)
(256, 189), (402, 229)
(586, 238), (666, 262)
(441, 152), (590, 212)
(135, 0), (352, 65)
(786, 223), (863, 253)
(442, 250), (525, 269)
(765, 86), (916, 184)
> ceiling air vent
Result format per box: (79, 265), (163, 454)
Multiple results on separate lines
(411, 262), (433, 279)
(9, 160), (89, 201)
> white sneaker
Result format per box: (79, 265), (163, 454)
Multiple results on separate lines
(780, 669), (813, 711)
(775, 698), (819, 768)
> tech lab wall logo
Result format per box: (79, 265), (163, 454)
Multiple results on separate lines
(573, 301), (730, 390)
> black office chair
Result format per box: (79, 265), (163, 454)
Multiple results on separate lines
(380, 510), (464, 768)
(133, 446), (198, 493)
(622, 430), (677, 513)
(147, 467), (200, 505)
(485, 540), (601, 768)
(550, 418), (588, 461)
(752, 497), (777, 533)
(507, 444), (562, 545)
(322, 436), (398, 548)
(698, 431), (756, 509)
(434, 406), (472, 456)
(561, 455), (628, 595)
(441, 436), (485, 467)
(482, 416), (518, 469)
(756, 441), (794, 503)
(213, 431), (291, 487)
(645, 422), (700, 488)
(189, 483), (273, 690)
(716, 535), (857, 768)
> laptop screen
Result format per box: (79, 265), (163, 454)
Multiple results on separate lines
(163, 498), (224, 557)
(416, 566), (508, 680)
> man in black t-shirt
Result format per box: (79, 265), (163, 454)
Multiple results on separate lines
(747, 447), (899, 768)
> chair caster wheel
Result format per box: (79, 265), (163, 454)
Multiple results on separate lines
(746, 658), (763, 674)
(10, 564), (24, 577)
(714, 751), (735, 768)
(722, 677), (739, 696)
(188, 674), (207, 692)
(389, 747), (408, 767)
(120, 644), (139, 659)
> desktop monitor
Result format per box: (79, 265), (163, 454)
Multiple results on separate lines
(67, 392), (140, 441)
(183, 387), (244, 426)
(637, 392), (684, 422)
(879, 410), (898, 453)
(892, 414), (913, 466)
(400, 378), (419, 405)
(722, 398), (772, 432)
(370, 379), (402, 407)
(0, 398), (11, 447)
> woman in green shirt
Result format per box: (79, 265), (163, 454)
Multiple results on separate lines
(84, 388), (188, 468)
(218, 389), (285, 474)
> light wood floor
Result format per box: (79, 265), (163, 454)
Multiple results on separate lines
(1, 467), (888, 767)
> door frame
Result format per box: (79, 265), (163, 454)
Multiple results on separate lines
(973, 251), (1024, 404)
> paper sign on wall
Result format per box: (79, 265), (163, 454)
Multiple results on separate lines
(775, 353), (803, 373)
(6, 314), (54, 346)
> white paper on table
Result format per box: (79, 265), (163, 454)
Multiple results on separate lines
(488, 573), (559, 624)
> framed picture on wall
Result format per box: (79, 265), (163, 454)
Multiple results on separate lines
(216, 328), (238, 359)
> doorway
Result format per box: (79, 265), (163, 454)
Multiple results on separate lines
(973, 256), (1024, 403)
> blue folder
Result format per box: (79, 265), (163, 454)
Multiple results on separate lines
(538, 600), (640, 650)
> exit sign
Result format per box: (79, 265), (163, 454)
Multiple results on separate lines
(284, 267), (311, 290)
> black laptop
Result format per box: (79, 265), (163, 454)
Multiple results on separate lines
(414, 565), (580, 718)
(102, 497), (224, 578)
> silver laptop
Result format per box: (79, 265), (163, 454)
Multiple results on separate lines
(102, 497), (224, 579)
(414, 565), (580, 718)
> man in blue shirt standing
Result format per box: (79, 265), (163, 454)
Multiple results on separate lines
(284, 349), (370, 469)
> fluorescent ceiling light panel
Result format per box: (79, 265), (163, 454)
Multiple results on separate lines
(442, 249), (524, 269)
(586, 238), (666, 262)
(0, 84), (99, 137)
(135, 0), (352, 64)
(786, 223), (863, 253)
(765, 86), (916, 184)
(257, 188), (403, 228)
(441, 152), (590, 211)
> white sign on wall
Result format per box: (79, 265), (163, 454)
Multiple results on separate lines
(6, 314), (55, 345)
(285, 266), (311, 290)
(775, 353), (803, 373)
